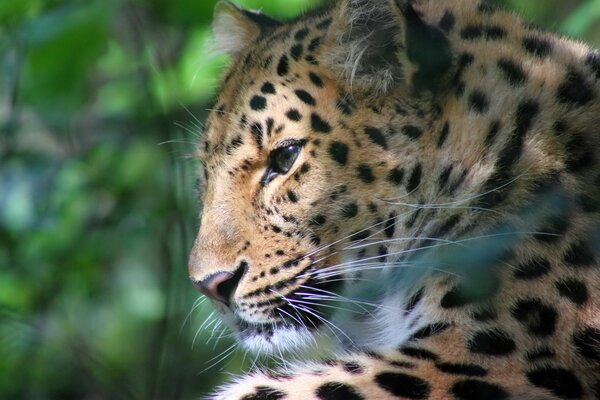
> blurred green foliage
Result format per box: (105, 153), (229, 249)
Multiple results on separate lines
(0, 0), (599, 398)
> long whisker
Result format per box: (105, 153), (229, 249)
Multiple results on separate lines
(198, 342), (238, 375)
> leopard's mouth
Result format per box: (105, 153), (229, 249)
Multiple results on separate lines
(230, 264), (346, 353)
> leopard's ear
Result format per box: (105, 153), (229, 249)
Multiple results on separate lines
(325, 0), (452, 94)
(212, 1), (281, 56)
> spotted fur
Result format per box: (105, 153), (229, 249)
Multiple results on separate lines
(189, 0), (600, 398)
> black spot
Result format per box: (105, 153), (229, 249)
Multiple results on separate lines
(438, 165), (453, 191)
(484, 120), (501, 148)
(485, 26), (507, 39)
(308, 37), (322, 52)
(250, 122), (263, 149)
(311, 113), (331, 133)
(526, 367), (583, 399)
(367, 202), (378, 213)
(407, 164), (422, 192)
(350, 230), (370, 242)
(277, 55), (289, 76)
(515, 100), (540, 138)
(405, 288), (423, 315)
(497, 58), (527, 85)
(375, 372), (431, 399)
(402, 125), (423, 140)
(461, 25), (483, 40)
(309, 72), (324, 87)
(468, 328), (516, 356)
(525, 346), (555, 361)
(384, 213), (396, 238)
(566, 134), (595, 173)
(290, 44), (303, 61)
(364, 351), (383, 360)
(469, 91), (489, 113)
(400, 347), (439, 361)
(276, 250), (285, 256)
(305, 54), (318, 65)
(437, 122), (450, 148)
(555, 278), (588, 306)
(472, 308), (497, 322)
(342, 362), (364, 374)
(387, 167), (404, 185)
(336, 97), (353, 115)
(513, 257), (551, 279)
(262, 56), (273, 69)
(250, 95), (267, 111)
(586, 50), (600, 79)
(534, 215), (568, 243)
(228, 135), (244, 150)
(241, 386), (286, 400)
(563, 241), (596, 267)
(436, 362), (487, 377)
(329, 142), (349, 165)
(478, 2), (496, 14)
(451, 380), (509, 400)
(439, 10), (455, 33)
(522, 36), (552, 58)
(452, 52), (474, 94)
(573, 327), (600, 361)
(316, 382), (364, 400)
(579, 193), (600, 212)
(433, 215), (460, 238)
(410, 322), (451, 340)
(557, 70), (595, 106)
(511, 298), (557, 337)
(461, 25), (506, 40)
(294, 28), (309, 41)
(299, 163), (310, 174)
(310, 234), (321, 246)
(285, 109), (302, 121)
(330, 185), (347, 201)
(239, 114), (248, 129)
(485, 100), (538, 193)
(316, 17), (331, 30)
(357, 164), (375, 184)
(287, 190), (298, 203)
(440, 277), (500, 309)
(309, 214), (326, 227)
(553, 120), (567, 135)
(341, 203), (358, 219)
(261, 82), (276, 94)
(295, 89), (316, 106)
(364, 127), (388, 150)
(271, 225), (282, 233)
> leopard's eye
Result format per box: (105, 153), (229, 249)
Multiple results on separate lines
(271, 144), (301, 174)
(261, 141), (306, 186)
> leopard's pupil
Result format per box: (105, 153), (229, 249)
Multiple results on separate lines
(275, 145), (298, 172)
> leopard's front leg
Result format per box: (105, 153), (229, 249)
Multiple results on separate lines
(209, 347), (509, 400)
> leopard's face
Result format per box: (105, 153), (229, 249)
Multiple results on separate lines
(188, 22), (431, 352)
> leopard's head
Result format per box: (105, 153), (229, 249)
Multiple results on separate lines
(189, 0), (459, 353)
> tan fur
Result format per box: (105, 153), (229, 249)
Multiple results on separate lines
(191, 0), (600, 398)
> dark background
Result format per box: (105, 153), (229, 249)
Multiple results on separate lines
(1, 0), (599, 398)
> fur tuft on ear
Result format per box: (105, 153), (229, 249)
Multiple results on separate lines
(212, 1), (281, 57)
(325, 0), (452, 94)
(327, 0), (403, 94)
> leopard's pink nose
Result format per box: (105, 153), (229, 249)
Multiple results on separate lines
(192, 272), (239, 305)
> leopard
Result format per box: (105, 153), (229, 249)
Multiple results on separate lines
(188, 0), (600, 398)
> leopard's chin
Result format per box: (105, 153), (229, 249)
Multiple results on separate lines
(235, 322), (319, 354)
